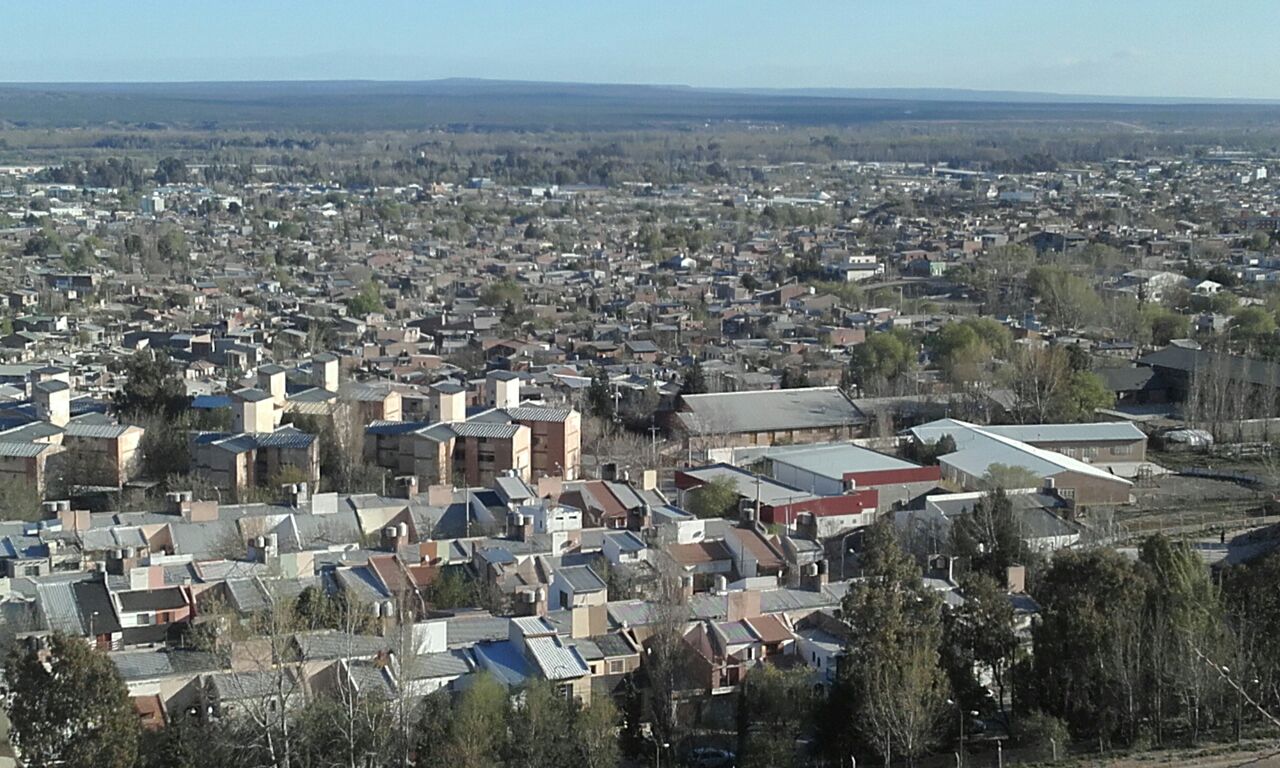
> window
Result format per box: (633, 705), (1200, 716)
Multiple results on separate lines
(1059, 487), (1075, 500)
(1112, 444), (1133, 456)
(609, 659), (625, 675)
(137, 613), (152, 626)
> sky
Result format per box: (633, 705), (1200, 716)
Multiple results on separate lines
(2, 0), (1274, 99)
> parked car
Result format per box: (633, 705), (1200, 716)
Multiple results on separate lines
(686, 747), (735, 768)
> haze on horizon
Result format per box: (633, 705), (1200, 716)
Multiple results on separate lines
(3, 0), (1276, 101)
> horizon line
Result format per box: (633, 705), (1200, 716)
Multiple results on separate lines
(0, 77), (1277, 106)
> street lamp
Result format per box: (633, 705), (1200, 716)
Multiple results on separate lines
(655, 740), (670, 768)
(947, 700), (979, 768)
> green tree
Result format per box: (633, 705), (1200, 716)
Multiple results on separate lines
(737, 664), (814, 768)
(479, 279), (524, 309)
(346, 279), (383, 316)
(848, 330), (916, 395)
(156, 228), (187, 262)
(446, 674), (509, 768)
(0, 474), (43, 522)
(949, 486), (1036, 581)
(586, 368), (615, 420)
(1230, 306), (1277, 348)
(507, 680), (576, 768)
(1140, 535), (1228, 743)
(1027, 266), (1103, 330)
(1029, 549), (1150, 745)
(681, 358), (707, 395)
(838, 519), (948, 765)
(576, 694), (621, 768)
(153, 157), (190, 184)
(4, 633), (139, 768)
(945, 572), (1018, 715)
(112, 351), (190, 418)
(1062, 370), (1114, 420)
(687, 475), (741, 519)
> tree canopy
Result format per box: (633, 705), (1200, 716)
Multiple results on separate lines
(4, 633), (139, 768)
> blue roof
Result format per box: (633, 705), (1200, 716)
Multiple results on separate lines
(192, 395), (232, 409)
(473, 640), (532, 687)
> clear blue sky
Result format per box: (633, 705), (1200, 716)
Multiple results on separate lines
(3, 0), (1273, 99)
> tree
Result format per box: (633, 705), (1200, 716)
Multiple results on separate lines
(586, 368), (615, 420)
(156, 228), (187, 262)
(1027, 266), (1103, 330)
(1140, 535), (1228, 743)
(0, 474), (43, 522)
(576, 695), (621, 768)
(1062, 370), (1114, 420)
(112, 350), (190, 418)
(949, 487), (1036, 583)
(154, 157), (190, 184)
(479, 279), (524, 309)
(848, 330), (915, 395)
(930, 318), (1011, 386)
(1230, 306), (1277, 349)
(445, 673), (509, 768)
(737, 664), (814, 768)
(4, 633), (139, 768)
(945, 572), (1018, 715)
(838, 519), (948, 766)
(780, 366), (811, 389)
(346, 279), (382, 316)
(686, 476), (740, 519)
(681, 358), (707, 395)
(1029, 548), (1150, 745)
(507, 680), (575, 768)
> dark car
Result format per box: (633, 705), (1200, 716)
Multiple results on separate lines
(686, 746), (735, 768)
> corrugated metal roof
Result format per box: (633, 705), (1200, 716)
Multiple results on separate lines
(64, 422), (133, 439)
(0, 441), (53, 458)
(506, 406), (572, 423)
(450, 421), (522, 440)
(37, 581), (85, 634)
(525, 635), (590, 680)
(252, 429), (316, 450)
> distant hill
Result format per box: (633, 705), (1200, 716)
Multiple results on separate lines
(1, 78), (1278, 131)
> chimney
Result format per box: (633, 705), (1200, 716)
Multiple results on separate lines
(516, 585), (548, 618)
(395, 475), (419, 500)
(426, 484), (454, 506)
(1006, 564), (1026, 594)
(800, 559), (828, 592)
(284, 482), (309, 508)
(184, 499), (219, 523)
(726, 588), (762, 621)
(165, 491), (192, 516)
(536, 475), (563, 502)
(58, 506), (90, 532)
